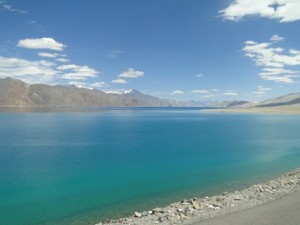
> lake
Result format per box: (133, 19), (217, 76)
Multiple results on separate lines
(0, 108), (300, 225)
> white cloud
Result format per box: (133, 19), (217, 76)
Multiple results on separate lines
(270, 34), (284, 42)
(191, 89), (209, 94)
(289, 49), (300, 55)
(91, 82), (107, 88)
(38, 52), (69, 62)
(38, 52), (60, 58)
(195, 73), (203, 78)
(28, 20), (37, 25)
(105, 89), (137, 95)
(252, 91), (265, 95)
(68, 81), (107, 89)
(202, 94), (216, 98)
(68, 81), (93, 89)
(258, 86), (272, 91)
(260, 75), (295, 83)
(57, 64), (99, 80)
(189, 89), (220, 98)
(107, 50), (124, 59)
(57, 64), (79, 70)
(0, 55), (59, 84)
(18, 38), (65, 51)
(2, 3), (28, 14)
(56, 58), (69, 63)
(111, 79), (127, 84)
(243, 41), (285, 67)
(0, 38), (100, 85)
(252, 86), (272, 95)
(170, 90), (185, 95)
(118, 68), (144, 78)
(223, 92), (238, 96)
(220, 0), (300, 22)
(259, 67), (299, 76)
(243, 36), (300, 83)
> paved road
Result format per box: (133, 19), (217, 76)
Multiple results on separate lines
(193, 190), (300, 225)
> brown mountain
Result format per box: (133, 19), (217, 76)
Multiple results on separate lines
(0, 78), (174, 107)
(256, 92), (300, 108)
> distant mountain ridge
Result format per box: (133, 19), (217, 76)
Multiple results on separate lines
(219, 93), (300, 109)
(0, 78), (214, 107)
(1, 78), (298, 109)
(0, 78), (173, 107)
(219, 101), (250, 108)
(256, 93), (300, 108)
(214, 92), (300, 114)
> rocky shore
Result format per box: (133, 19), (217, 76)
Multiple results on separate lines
(95, 168), (300, 225)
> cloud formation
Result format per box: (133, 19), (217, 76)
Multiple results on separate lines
(0, 56), (58, 84)
(223, 92), (238, 96)
(220, 0), (300, 22)
(91, 82), (107, 88)
(38, 52), (60, 58)
(243, 35), (300, 83)
(0, 37), (102, 87)
(270, 34), (284, 42)
(111, 79), (127, 84)
(107, 50), (124, 59)
(68, 81), (107, 89)
(119, 68), (144, 78)
(0, 55), (101, 84)
(57, 64), (99, 80)
(0, 0), (28, 14)
(252, 86), (272, 95)
(190, 89), (220, 98)
(56, 58), (70, 63)
(170, 90), (185, 95)
(68, 81), (93, 89)
(18, 38), (65, 51)
(195, 73), (203, 78)
(191, 89), (209, 94)
(38, 51), (69, 62)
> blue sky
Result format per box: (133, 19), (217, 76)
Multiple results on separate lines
(0, 0), (300, 101)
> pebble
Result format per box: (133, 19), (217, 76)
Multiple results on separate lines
(95, 169), (300, 225)
(192, 202), (201, 210)
(134, 212), (142, 218)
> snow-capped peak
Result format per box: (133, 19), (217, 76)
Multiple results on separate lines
(104, 89), (134, 95)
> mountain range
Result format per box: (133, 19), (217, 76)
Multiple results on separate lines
(256, 93), (300, 108)
(210, 92), (300, 113)
(0, 77), (216, 107)
(0, 78), (299, 110)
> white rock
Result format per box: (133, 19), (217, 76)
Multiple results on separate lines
(134, 212), (142, 218)
(208, 204), (215, 209)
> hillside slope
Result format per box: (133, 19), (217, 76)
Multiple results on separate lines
(257, 93), (300, 108)
(0, 78), (176, 107)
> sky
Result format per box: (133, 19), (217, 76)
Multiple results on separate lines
(0, 0), (300, 102)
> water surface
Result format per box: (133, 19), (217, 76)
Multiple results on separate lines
(0, 109), (300, 225)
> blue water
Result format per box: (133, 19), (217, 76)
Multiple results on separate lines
(0, 109), (300, 225)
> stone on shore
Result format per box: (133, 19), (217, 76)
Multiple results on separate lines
(95, 168), (300, 225)
(134, 212), (142, 218)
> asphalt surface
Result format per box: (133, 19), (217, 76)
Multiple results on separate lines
(193, 190), (300, 225)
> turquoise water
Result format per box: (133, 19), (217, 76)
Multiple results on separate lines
(1, 109), (300, 225)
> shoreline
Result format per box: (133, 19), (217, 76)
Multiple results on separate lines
(95, 168), (300, 225)
(192, 190), (300, 225)
(202, 105), (300, 115)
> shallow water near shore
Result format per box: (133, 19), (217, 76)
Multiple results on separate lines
(0, 108), (300, 225)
